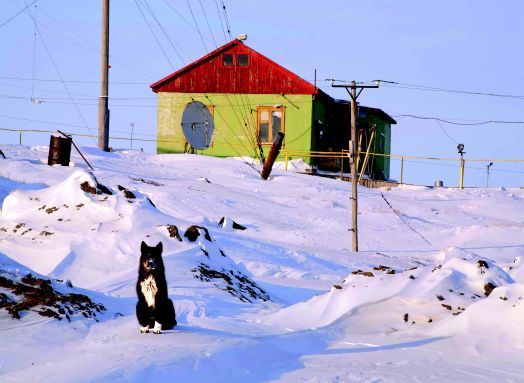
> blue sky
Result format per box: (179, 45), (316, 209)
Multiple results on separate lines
(1, 0), (523, 187)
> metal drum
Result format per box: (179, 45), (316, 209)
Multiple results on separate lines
(48, 135), (72, 166)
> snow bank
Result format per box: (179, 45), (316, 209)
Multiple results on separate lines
(265, 247), (514, 333)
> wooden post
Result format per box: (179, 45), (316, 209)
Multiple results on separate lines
(98, 0), (110, 151)
(350, 81), (358, 252)
(284, 152), (289, 171)
(19, 130), (22, 145)
(331, 80), (379, 253)
(400, 156), (404, 184)
(261, 132), (285, 180)
(459, 158), (465, 189)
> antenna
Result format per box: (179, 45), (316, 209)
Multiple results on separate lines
(181, 101), (215, 150)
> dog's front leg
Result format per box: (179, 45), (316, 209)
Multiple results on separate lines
(140, 325), (150, 333)
(152, 321), (162, 334)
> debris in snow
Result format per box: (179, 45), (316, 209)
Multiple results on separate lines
(80, 180), (112, 196)
(477, 260), (489, 269)
(373, 265), (395, 274)
(351, 270), (374, 277)
(116, 185), (136, 199)
(0, 273), (105, 321)
(484, 282), (497, 297)
(403, 313), (409, 322)
(437, 294), (445, 301)
(45, 206), (59, 214)
(192, 264), (270, 303)
(441, 304), (452, 311)
(219, 217), (247, 230)
(131, 177), (165, 187)
(184, 225), (212, 242)
(165, 224), (183, 241)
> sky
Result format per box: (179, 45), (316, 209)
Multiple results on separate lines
(1, 0), (523, 187)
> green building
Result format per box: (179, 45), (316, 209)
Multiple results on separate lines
(151, 39), (396, 180)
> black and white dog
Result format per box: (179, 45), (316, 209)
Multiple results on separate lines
(136, 241), (176, 334)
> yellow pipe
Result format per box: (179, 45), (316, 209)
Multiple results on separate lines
(358, 130), (375, 183)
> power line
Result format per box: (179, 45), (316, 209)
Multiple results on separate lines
(186, 0), (208, 52)
(19, 5), (95, 142)
(0, 114), (86, 128)
(436, 119), (459, 144)
(0, 0), (36, 28)
(378, 80), (524, 100)
(198, 0), (218, 47)
(219, 0), (233, 39)
(140, 0), (187, 65)
(0, 75), (151, 84)
(134, 0), (175, 70)
(38, 9), (158, 79)
(380, 192), (432, 247)
(214, 0), (228, 43)
(393, 114), (524, 125)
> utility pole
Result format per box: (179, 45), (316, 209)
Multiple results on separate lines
(332, 80), (379, 252)
(98, 0), (110, 151)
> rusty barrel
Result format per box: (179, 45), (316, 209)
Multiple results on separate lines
(48, 134), (72, 166)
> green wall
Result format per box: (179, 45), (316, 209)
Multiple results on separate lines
(358, 112), (392, 179)
(157, 92), (314, 158)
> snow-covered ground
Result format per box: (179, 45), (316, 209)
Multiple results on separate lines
(1, 144), (524, 382)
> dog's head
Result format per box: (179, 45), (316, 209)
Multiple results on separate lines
(140, 241), (164, 274)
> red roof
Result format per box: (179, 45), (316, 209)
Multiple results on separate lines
(150, 40), (318, 95)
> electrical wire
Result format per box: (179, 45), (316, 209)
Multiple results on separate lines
(0, 0), (36, 28)
(214, 0), (228, 43)
(0, 76), (151, 84)
(134, 0), (175, 70)
(140, 0), (187, 65)
(393, 114), (524, 125)
(380, 192), (432, 247)
(34, 6), (159, 79)
(198, 0), (218, 47)
(435, 119), (459, 144)
(378, 80), (524, 100)
(27, 0), (37, 101)
(186, 0), (208, 52)
(219, 0), (233, 38)
(20, 6), (96, 142)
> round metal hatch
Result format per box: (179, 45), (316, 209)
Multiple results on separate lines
(181, 101), (215, 150)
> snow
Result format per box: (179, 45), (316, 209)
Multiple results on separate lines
(1, 143), (524, 382)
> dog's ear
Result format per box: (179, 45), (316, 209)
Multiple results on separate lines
(156, 241), (163, 253)
(141, 241), (147, 253)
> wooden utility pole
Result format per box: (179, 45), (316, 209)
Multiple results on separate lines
(332, 80), (379, 252)
(98, 0), (110, 151)
(261, 132), (285, 180)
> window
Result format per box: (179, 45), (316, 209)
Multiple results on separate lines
(222, 54), (234, 66)
(257, 106), (285, 144)
(237, 53), (249, 66)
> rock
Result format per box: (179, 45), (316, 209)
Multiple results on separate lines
(351, 270), (374, 277)
(117, 185), (136, 199)
(184, 225), (211, 242)
(166, 225), (182, 241)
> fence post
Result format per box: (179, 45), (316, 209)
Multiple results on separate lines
(400, 156), (404, 184)
(459, 158), (465, 189)
(19, 130), (22, 145)
(284, 152), (289, 171)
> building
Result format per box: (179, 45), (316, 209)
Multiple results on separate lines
(150, 39), (396, 180)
